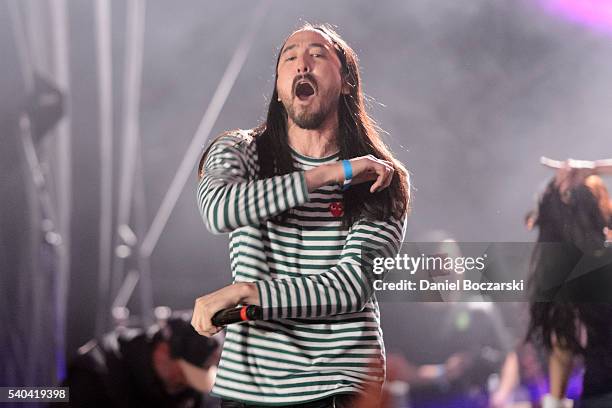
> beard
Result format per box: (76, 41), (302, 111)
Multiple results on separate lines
(284, 96), (335, 130)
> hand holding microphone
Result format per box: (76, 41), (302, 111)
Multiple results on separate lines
(211, 305), (262, 327)
(191, 282), (261, 337)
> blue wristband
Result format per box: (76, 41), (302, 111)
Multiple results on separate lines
(342, 160), (353, 190)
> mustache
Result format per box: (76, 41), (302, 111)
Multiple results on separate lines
(292, 73), (317, 96)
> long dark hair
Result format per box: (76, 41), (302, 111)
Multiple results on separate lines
(200, 23), (411, 228)
(526, 176), (612, 353)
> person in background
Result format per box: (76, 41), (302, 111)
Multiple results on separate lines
(383, 301), (511, 408)
(527, 158), (612, 408)
(51, 314), (220, 408)
(382, 235), (513, 408)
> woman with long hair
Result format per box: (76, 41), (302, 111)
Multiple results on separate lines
(527, 159), (612, 408)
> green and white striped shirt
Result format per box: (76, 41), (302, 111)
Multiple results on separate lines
(197, 130), (407, 405)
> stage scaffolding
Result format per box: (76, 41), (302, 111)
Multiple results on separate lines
(3, 0), (269, 392)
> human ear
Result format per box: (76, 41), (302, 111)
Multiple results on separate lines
(341, 73), (353, 95)
(341, 81), (351, 95)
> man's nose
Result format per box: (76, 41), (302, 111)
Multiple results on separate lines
(296, 54), (311, 74)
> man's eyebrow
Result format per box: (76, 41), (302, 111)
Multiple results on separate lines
(280, 44), (297, 56)
(308, 43), (327, 50)
(280, 42), (329, 56)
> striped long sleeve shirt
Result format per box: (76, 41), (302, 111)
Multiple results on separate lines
(196, 130), (407, 405)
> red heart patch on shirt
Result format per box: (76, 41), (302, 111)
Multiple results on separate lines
(329, 202), (344, 217)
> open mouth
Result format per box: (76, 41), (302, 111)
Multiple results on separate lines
(294, 81), (315, 100)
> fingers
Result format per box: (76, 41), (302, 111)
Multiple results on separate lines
(191, 296), (220, 337)
(369, 159), (394, 193)
(369, 170), (384, 193)
(349, 155), (395, 193)
(381, 160), (394, 189)
(192, 318), (219, 337)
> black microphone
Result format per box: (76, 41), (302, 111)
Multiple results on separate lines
(211, 305), (262, 327)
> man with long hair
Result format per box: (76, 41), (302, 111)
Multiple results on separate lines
(190, 24), (410, 407)
(527, 160), (612, 408)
